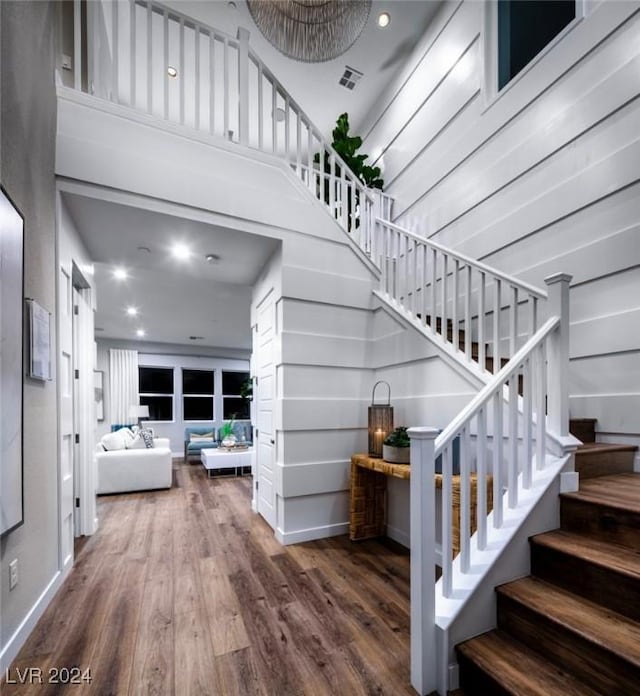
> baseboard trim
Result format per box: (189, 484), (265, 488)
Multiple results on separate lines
(0, 565), (71, 673)
(386, 524), (410, 549)
(275, 522), (349, 545)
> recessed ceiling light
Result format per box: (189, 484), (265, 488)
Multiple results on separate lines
(377, 12), (391, 28)
(171, 242), (192, 260)
(113, 267), (128, 280)
(167, 66), (178, 78)
(205, 253), (221, 264)
(136, 329), (146, 338)
(126, 306), (138, 316)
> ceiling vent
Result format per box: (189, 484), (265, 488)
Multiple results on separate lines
(339, 66), (363, 91)
(189, 335), (204, 341)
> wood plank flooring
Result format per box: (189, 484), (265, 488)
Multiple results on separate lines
(3, 460), (414, 695)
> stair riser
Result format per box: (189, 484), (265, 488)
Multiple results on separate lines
(569, 419), (596, 444)
(561, 498), (640, 550)
(456, 652), (515, 696)
(497, 594), (640, 695)
(530, 543), (640, 622)
(574, 450), (635, 479)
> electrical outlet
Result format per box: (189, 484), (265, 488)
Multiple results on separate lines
(9, 559), (18, 590)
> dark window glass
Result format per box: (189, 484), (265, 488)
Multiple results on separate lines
(182, 369), (214, 395)
(184, 396), (214, 421)
(498, 1), (575, 90)
(139, 367), (174, 394)
(223, 397), (250, 420)
(222, 371), (250, 395)
(140, 395), (173, 421)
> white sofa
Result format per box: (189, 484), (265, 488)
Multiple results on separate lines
(96, 437), (172, 494)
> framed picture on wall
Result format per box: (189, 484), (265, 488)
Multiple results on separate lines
(1, 186), (25, 536)
(27, 298), (51, 381)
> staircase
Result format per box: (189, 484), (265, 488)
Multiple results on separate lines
(455, 418), (639, 695)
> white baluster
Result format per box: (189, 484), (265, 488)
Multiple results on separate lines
(164, 10), (170, 121)
(222, 36), (229, 136)
(465, 265), (472, 360)
(112, 0), (119, 102)
(208, 32), (215, 134)
(179, 18), (185, 125)
(430, 248), (437, 328)
(508, 370), (518, 508)
(442, 445), (453, 598)
(452, 260), (459, 350)
(130, 1), (136, 106)
(523, 357), (533, 489)
(271, 85), (277, 152)
(237, 27), (249, 145)
(147, 1), (153, 114)
(74, 0), (82, 91)
(493, 278), (502, 374)
(442, 255), (448, 341)
(306, 125), (313, 192)
(476, 406), (487, 549)
(536, 341), (547, 469)
(493, 390), (503, 528)
(460, 426), (471, 573)
(478, 271), (486, 371)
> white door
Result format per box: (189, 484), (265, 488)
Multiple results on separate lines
(255, 290), (276, 529)
(58, 268), (75, 569)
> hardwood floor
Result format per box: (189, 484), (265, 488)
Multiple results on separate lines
(4, 460), (414, 695)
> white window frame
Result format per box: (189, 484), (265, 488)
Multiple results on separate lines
(482, 0), (585, 110)
(182, 367), (215, 423)
(221, 369), (251, 421)
(139, 365), (175, 423)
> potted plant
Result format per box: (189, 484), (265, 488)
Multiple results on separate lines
(219, 415), (237, 448)
(383, 426), (410, 464)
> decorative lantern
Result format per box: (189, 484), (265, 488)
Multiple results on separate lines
(368, 381), (393, 458)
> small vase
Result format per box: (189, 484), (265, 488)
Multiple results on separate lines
(221, 435), (237, 448)
(382, 444), (410, 464)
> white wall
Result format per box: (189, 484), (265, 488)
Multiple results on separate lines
(0, 1), (61, 672)
(96, 338), (250, 455)
(360, 0), (640, 453)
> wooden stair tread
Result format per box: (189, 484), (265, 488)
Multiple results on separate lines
(457, 629), (601, 696)
(562, 472), (640, 513)
(497, 576), (640, 668)
(531, 529), (640, 578)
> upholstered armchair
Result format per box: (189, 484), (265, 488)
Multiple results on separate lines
(184, 425), (218, 461)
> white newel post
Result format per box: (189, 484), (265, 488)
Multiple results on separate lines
(237, 27), (250, 146)
(544, 273), (572, 439)
(408, 427), (438, 696)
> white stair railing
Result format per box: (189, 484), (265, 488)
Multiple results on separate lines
(374, 219), (547, 373)
(408, 272), (573, 695)
(74, 0), (377, 243)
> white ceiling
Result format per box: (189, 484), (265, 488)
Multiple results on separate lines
(65, 1), (444, 352)
(62, 193), (279, 350)
(167, 0), (443, 139)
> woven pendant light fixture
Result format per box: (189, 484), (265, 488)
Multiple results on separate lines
(247, 0), (372, 63)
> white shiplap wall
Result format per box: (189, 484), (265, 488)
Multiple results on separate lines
(360, 0), (640, 454)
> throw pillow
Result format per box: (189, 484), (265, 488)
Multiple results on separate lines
(190, 434), (214, 443)
(101, 431), (127, 451)
(139, 427), (154, 448)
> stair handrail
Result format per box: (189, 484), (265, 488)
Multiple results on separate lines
(375, 219), (547, 301)
(74, 0), (378, 244)
(373, 218), (548, 373)
(407, 273), (573, 696)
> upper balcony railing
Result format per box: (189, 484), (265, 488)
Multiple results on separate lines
(71, 0), (383, 247)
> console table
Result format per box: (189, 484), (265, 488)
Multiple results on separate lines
(349, 453), (493, 554)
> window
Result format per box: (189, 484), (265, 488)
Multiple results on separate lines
(183, 369), (214, 421)
(498, 0), (575, 91)
(139, 366), (174, 421)
(222, 370), (250, 420)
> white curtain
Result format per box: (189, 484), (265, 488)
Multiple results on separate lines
(109, 349), (139, 425)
